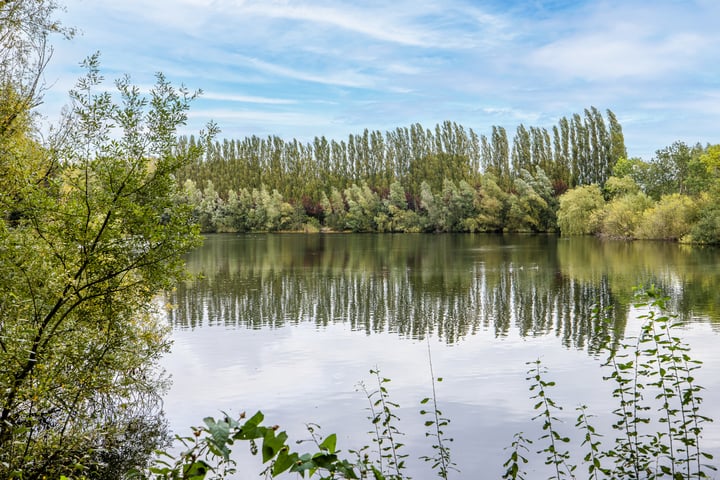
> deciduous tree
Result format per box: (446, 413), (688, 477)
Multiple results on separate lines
(557, 184), (605, 235)
(0, 55), (210, 477)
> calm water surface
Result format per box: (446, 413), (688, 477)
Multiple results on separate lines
(161, 234), (720, 478)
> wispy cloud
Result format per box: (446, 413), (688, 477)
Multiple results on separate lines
(239, 2), (437, 47)
(235, 55), (380, 89)
(530, 29), (707, 81)
(187, 108), (329, 125)
(39, 0), (720, 159)
(200, 92), (297, 105)
(523, 1), (719, 81)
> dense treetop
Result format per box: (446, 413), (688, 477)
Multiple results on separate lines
(177, 107), (625, 204)
(175, 111), (719, 242)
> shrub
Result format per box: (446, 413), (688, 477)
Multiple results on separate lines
(635, 193), (698, 240)
(557, 184), (605, 235)
(594, 192), (652, 239)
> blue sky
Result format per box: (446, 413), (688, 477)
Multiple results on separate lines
(40, 0), (720, 160)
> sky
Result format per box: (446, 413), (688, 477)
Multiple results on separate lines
(38, 0), (720, 161)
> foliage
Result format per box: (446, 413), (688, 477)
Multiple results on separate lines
(376, 181), (422, 233)
(356, 369), (409, 479)
(505, 169), (555, 232)
(688, 189), (720, 245)
(635, 194), (699, 240)
(604, 174), (640, 198)
(140, 411), (358, 480)
(558, 146), (720, 243)
(176, 108), (626, 220)
(504, 169), (556, 233)
(184, 169), (565, 234)
(0, 54), (208, 477)
(344, 183), (382, 232)
(614, 143), (708, 200)
(502, 432), (533, 480)
(611, 156), (641, 178)
(320, 187), (347, 231)
(0, 0), (74, 136)
(180, 141), (720, 239)
(420, 179), (477, 233)
(557, 184), (605, 235)
(503, 288), (717, 479)
(594, 192), (652, 239)
(653, 142), (702, 196)
(140, 367), (457, 480)
(419, 344), (456, 479)
(525, 360), (574, 479)
(470, 174), (508, 232)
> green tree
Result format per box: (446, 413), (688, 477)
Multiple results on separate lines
(435, 179), (476, 232)
(511, 124), (531, 174)
(604, 175), (640, 199)
(688, 187), (720, 244)
(0, 55), (209, 477)
(557, 184), (605, 235)
(654, 141), (701, 196)
(505, 170), (555, 233)
(220, 187), (253, 232)
(198, 180), (222, 232)
(699, 144), (720, 175)
(686, 143), (720, 195)
(344, 182), (382, 232)
(0, 0), (74, 136)
(320, 187), (347, 231)
(490, 126), (510, 189)
(420, 181), (443, 232)
(471, 174), (507, 232)
(595, 192), (652, 239)
(606, 109), (627, 168)
(635, 194), (698, 240)
(378, 181), (421, 232)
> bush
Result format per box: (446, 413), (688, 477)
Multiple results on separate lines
(688, 190), (720, 244)
(557, 184), (605, 235)
(594, 192), (652, 239)
(635, 193), (698, 240)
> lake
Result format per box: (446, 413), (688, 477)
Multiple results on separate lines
(160, 233), (720, 478)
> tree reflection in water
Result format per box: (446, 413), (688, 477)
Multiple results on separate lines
(165, 234), (720, 353)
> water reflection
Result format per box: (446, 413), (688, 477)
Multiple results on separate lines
(166, 234), (720, 349)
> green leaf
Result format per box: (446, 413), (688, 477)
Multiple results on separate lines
(262, 429), (289, 463)
(319, 433), (337, 453)
(272, 448), (299, 476)
(311, 453), (339, 469)
(183, 459), (210, 480)
(235, 411), (265, 440)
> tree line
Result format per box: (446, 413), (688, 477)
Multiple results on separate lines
(176, 107), (626, 233)
(177, 117), (720, 244)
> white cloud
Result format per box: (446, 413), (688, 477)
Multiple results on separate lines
(523, 1), (719, 83)
(234, 55), (380, 88)
(201, 92), (297, 104)
(239, 2), (436, 47)
(481, 107), (543, 125)
(530, 30), (707, 80)
(187, 108), (330, 126)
